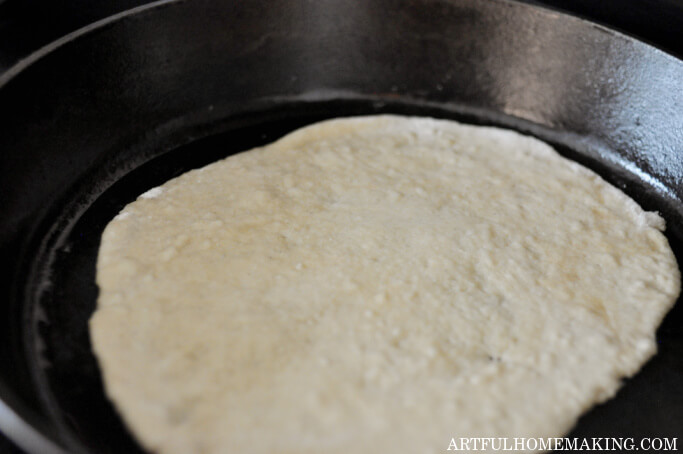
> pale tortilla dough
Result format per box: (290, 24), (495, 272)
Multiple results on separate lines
(91, 115), (680, 454)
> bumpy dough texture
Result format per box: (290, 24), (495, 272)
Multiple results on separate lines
(91, 115), (680, 454)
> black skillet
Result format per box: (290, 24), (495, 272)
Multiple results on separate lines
(0, 0), (682, 452)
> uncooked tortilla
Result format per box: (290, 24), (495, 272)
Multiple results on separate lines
(91, 115), (680, 454)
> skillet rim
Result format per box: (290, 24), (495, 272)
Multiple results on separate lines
(1, 0), (682, 92)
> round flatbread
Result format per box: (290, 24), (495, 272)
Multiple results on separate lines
(91, 115), (680, 454)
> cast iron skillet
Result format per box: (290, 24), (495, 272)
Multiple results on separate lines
(0, 0), (681, 452)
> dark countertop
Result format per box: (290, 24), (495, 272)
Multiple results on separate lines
(0, 0), (681, 452)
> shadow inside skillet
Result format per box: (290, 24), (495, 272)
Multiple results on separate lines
(26, 98), (683, 453)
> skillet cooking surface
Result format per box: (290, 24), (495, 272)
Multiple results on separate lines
(23, 99), (683, 454)
(0, 0), (681, 452)
(31, 101), (683, 454)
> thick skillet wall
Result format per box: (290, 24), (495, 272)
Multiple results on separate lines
(0, 0), (681, 452)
